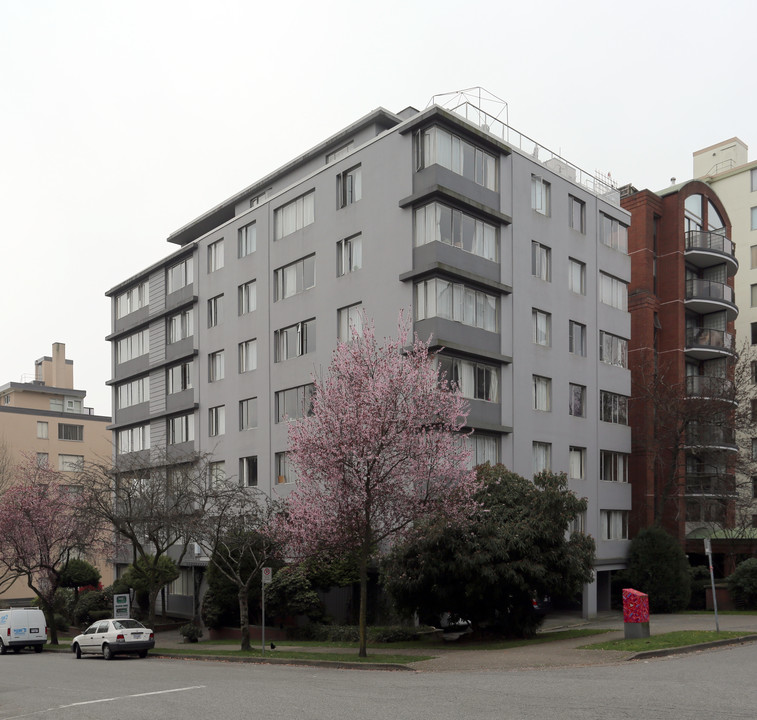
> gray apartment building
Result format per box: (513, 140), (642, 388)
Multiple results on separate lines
(106, 96), (632, 617)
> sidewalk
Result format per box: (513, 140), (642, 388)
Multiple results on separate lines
(150, 611), (757, 672)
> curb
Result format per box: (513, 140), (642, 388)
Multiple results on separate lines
(628, 634), (757, 661)
(151, 651), (415, 671)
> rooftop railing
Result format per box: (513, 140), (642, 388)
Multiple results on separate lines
(685, 230), (735, 257)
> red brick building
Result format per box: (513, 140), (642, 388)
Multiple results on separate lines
(621, 181), (737, 557)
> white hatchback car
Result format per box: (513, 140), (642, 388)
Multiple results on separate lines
(71, 619), (154, 660)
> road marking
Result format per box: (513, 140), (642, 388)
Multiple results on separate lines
(59, 685), (206, 707)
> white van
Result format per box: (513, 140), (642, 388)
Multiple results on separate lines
(0, 608), (48, 654)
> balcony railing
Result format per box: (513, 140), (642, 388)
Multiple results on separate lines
(685, 424), (735, 448)
(685, 230), (735, 257)
(685, 278), (734, 304)
(685, 327), (735, 352)
(685, 375), (735, 400)
(685, 472), (736, 496)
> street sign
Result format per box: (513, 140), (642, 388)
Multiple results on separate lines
(262, 567), (272, 584)
(704, 538), (712, 555)
(113, 593), (130, 619)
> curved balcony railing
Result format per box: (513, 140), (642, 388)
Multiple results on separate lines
(685, 472), (736, 496)
(685, 230), (735, 257)
(685, 279), (734, 304)
(685, 423), (736, 449)
(685, 375), (735, 400)
(685, 328), (735, 353)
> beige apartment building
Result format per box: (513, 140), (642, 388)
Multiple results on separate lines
(0, 342), (113, 601)
(694, 139), (757, 546)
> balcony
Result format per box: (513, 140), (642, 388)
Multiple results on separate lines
(685, 279), (737, 320)
(685, 231), (738, 276)
(685, 472), (736, 497)
(685, 375), (735, 402)
(685, 423), (736, 451)
(685, 328), (736, 360)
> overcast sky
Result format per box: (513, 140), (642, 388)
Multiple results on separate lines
(1, 0), (754, 415)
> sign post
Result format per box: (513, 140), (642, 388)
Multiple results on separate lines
(113, 593), (130, 620)
(261, 566), (272, 654)
(704, 538), (720, 633)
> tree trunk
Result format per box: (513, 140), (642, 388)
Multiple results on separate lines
(358, 551), (368, 658)
(42, 601), (58, 645)
(238, 587), (250, 652)
(148, 586), (160, 629)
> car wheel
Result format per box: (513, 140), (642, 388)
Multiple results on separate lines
(34, 645), (42, 654)
(102, 643), (113, 660)
(138, 650), (148, 658)
(0, 640), (6, 655)
(73, 643), (82, 659)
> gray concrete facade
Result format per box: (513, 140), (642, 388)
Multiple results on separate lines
(106, 101), (632, 616)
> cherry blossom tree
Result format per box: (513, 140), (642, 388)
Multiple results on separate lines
(281, 316), (477, 657)
(0, 458), (99, 644)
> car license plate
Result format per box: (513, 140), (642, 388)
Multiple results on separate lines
(30, 628), (39, 633)
(132, 632), (142, 638)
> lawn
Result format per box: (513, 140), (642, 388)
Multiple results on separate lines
(580, 630), (749, 652)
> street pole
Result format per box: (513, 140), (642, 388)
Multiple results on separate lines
(705, 538), (719, 633)
(261, 570), (265, 655)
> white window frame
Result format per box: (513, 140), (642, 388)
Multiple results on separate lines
(240, 456), (258, 487)
(532, 309), (551, 346)
(238, 222), (256, 258)
(207, 239), (224, 273)
(168, 414), (194, 445)
(599, 273), (628, 311)
(413, 202), (498, 262)
(569, 446), (586, 480)
(167, 361), (192, 394)
(600, 450), (629, 483)
(58, 454), (84, 472)
(238, 280), (257, 315)
(569, 384), (586, 418)
(337, 165), (362, 208)
(569, 321), (586, 356)
(208, 405), (225, 437)
(239, 339), (258, 373)
(600, 510), (629, 540)
(599, 331), (628, 368)
(531, 241), (551, 281)
(568, 258), (586, 295)
(569, 195), (586, 233)
(37, 421), (48, 439)
(531, 175), (550, 215)
(274, 255), (315, 301)
(115, 281), (149, 319)
(532, 375), (551, 411)
(239, 397), (258, 431)
(117, 377), (150, 409)
(275, 320), (315, 361)
(167, 257), (193, 294)
(337, 234), (362, 276)
(207, 294), (223, 328)
(600, 391), (629, 425)
(532, 442), (552, 475)
(167, 309), (193, 344)
(338, 303), (364, 341)
(117, 329), (149, 363)
(208, 351), (225, 383)
(274, 191), (315, 240)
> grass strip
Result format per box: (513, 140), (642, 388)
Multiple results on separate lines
(580, 630), (747, 652)
(153, 647), (433, 663)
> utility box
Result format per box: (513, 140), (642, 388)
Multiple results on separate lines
(622, 588), (650, 639)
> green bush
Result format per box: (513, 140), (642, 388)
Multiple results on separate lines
(53, 613), (70, 632)
(625, 526), (691, 613)
(179, 622), (203, 642)
(74, 589), (113, 626)
(727, 558), (757, 609)
(689, 566), (712, 610)
(287, 624), (423, 643)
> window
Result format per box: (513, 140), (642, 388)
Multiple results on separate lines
(599, 273), (627, 310)
(249, 189), (269, 208)
(752, 322), (757, 345)
(207, 239), (224, 273)
(532, 375), (551, 411)
(751, 398), (757, 421)
(533, 442), (551, 475)
(532, 309), (551, 346)
(238, 280), (257, 315)
(600, 451), (629, 483)
(415, 279), (498, 332)
(569, 196), (585, 233)
(117, 425), (150, 454)
(65, 398), (82, 414)
(207, 294), (223, 328)
(569, 447), (586, 480)
(239, 339), (258, 373)
(753, 476), (757, 499)
(209, 406), (225, 437)
(600, 213), (628, 253)
(752, 437), (757, 460)
(50, 399), (63, 412)
(37, 421), (48, 439)
(275, 384), (315, 422)
(238, 222), (256, 258)
(117, 377), (149, 409)
(751, 284), (757, 308)
(599, 331), (628, 368)
(167, 257), (193, 293)
(569, 321), (586, 356)
(338, 303), (364, 341)
(167, 361), (192, 394)
(167, 309), (193, 343)
(570, 512), (586, 534)
(600, 510), (629, 540)
(337, 165), (362, 207)
(168, 414), (194, 445)
(438, 355), (499, 402)
(414, 202), (498, 262)
(116, 281), (149, 319)
(531, 242), (551, 281)
(275, 191), (315, 240)
(208, 351), (224, 382)
(58, 454), (84, 472)
(326, 142), (354, 164)
(58, 423), (83, 441)
(752, 245), (757, 269)
(274, 255), (315, 301)
(239, 397), (258, 431)
(466, 433), (499, 467)
(209, 462), (225, 486)
(337, 234), (362, 276)
(568, 259), (586, 295)
(569, 384), (586, 417)
(275, 452), (296, 484)
(752, 168), (757, 193)
(117, 329), (149, 362)
(275, 320), (315, 361)
(240, 456), (258, 487)
(416, 126), (497, 190)
(36, 453), (48, 467)
(531, 175), (550, 215)
(600, 391), (628, 424)
(752, 207), (757, 231)
(752, 361), (757, 384)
